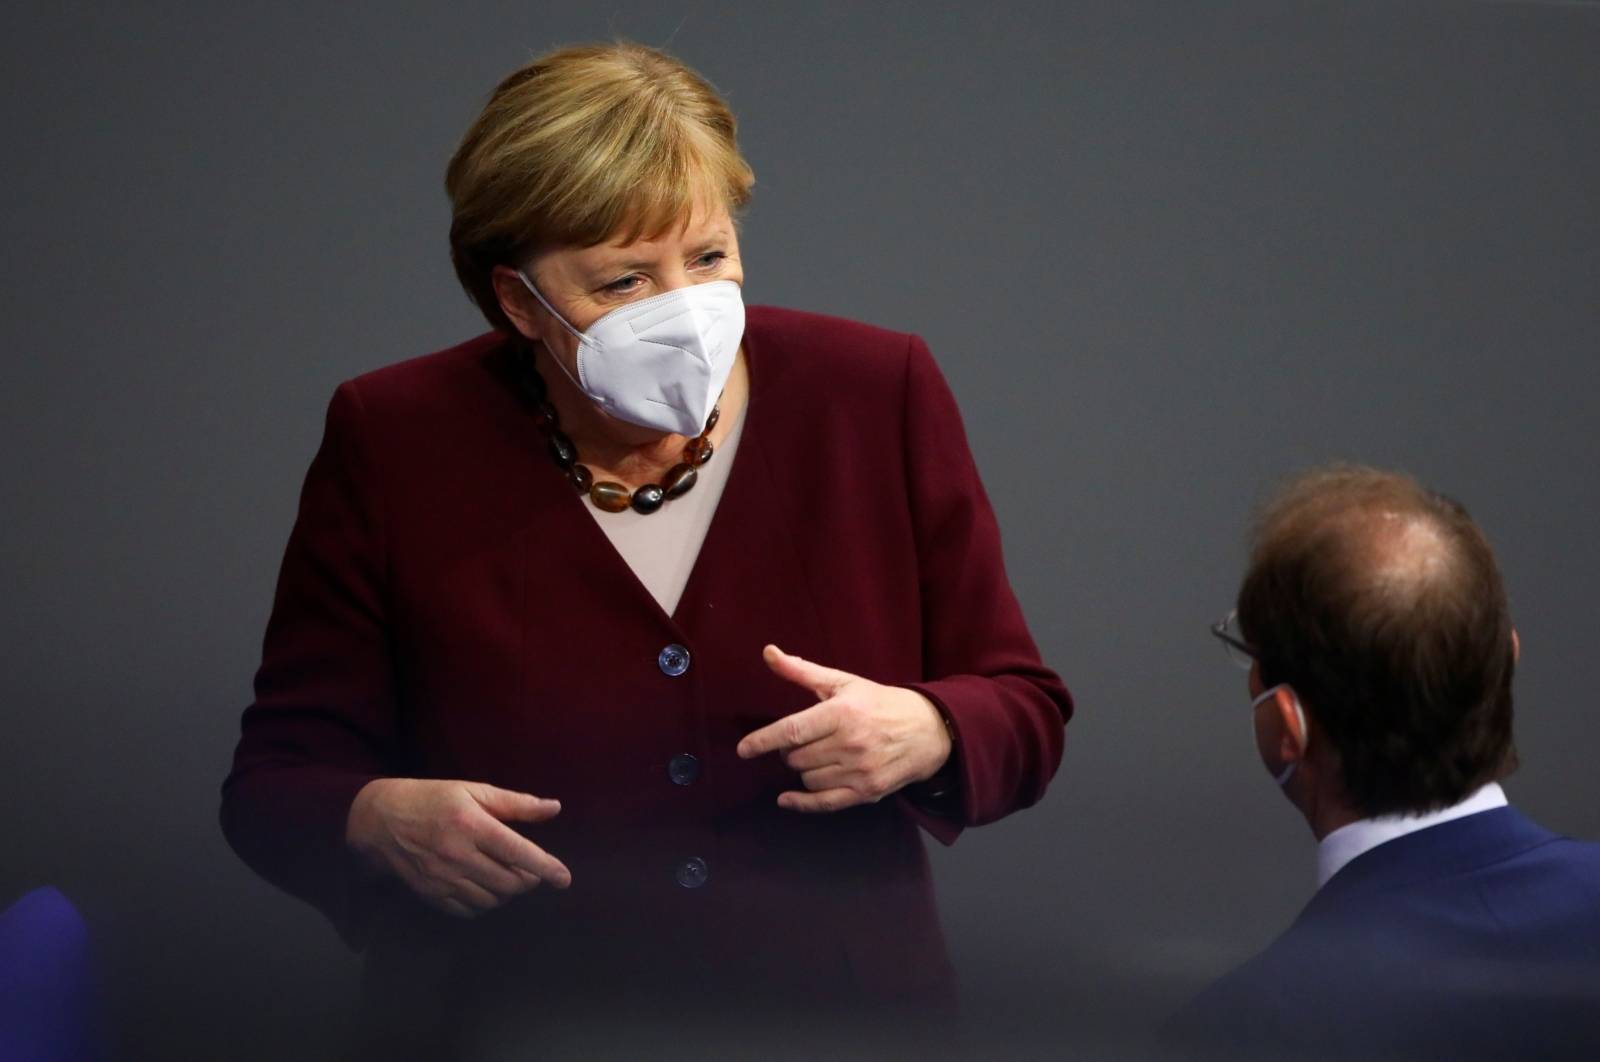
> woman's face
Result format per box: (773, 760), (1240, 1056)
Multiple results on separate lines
(512, 202), (744, 380)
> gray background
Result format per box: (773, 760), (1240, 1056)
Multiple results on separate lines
(2, 1), (1597, 1058)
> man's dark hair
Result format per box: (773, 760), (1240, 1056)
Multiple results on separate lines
(1237, 465), (1516, 817)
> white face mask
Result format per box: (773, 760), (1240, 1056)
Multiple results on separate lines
(516, 272), (745, 436)
(1252, 684), (1309, 787)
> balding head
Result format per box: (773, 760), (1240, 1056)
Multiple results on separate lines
(1237, 466), (1516, 817)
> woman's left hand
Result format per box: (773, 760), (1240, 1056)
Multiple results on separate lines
(737, 645), (953, 812)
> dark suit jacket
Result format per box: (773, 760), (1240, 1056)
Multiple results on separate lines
(0, 888), (100, 1062)
(1169, 807), (1600, 1061)
(220, 307), (1071, 1050)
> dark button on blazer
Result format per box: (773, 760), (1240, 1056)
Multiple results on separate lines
(221, 306), (1073, 1027)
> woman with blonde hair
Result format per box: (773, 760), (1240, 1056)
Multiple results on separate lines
(222, 41), (1071, 1056)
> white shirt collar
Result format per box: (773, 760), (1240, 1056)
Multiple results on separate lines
(1316, 782), (1509, 889)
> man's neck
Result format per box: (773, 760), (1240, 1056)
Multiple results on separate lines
(1309, 802), (1363, 843)
(1293, 767), (1362, 842)
(1312, 782), (1510, 888)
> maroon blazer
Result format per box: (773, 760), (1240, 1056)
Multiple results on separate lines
(221, 306), (1071, 1038)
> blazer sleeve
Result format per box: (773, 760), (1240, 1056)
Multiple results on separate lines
(897, 335), (1073, 844)
(220, 380), (397, 946)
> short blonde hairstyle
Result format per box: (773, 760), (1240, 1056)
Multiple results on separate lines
(446, 42), (756, 333)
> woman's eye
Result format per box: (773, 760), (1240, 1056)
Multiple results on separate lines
(694, 251), (727, 268)
(604, 275), (643, 294)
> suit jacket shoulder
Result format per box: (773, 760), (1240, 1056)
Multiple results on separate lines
(1168, 808), (1600, 1060)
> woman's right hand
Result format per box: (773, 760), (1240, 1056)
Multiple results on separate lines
(346, 778), (572, 918)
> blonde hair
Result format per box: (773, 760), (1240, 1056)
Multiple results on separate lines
(446, 42), (755, 333)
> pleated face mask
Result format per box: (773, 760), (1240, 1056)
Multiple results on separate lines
(517, 273), (745, 436)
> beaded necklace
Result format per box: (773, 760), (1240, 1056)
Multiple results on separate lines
(517, 352), (718, 515)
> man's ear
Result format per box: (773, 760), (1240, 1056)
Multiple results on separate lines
(490, 265), (543, 341)
(1273, 687), (1309, 761)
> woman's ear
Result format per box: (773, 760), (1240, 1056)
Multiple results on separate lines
(491, 265), (543, 342)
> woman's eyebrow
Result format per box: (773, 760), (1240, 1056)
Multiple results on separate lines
(581, 227), (731, 277)
(581, 253), (660, 278)
(690, 228), (731, 248)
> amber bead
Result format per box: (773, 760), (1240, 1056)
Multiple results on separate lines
(662, 463), (698, 498)
(520, 360), (708, 517)
(590, 481), (631, 512)
(631, 484), (666, 514)
(548, 430), (576, 469)
(684, 436), (714, 467)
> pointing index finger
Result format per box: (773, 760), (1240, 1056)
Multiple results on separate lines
(737, 700), (840, 759)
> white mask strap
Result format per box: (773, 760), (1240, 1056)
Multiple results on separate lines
(514, 269), (603, 401)
(1252, 685), (1310, 786)
(515, 269), (587, 343)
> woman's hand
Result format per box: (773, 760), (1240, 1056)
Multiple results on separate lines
(736, 645), (953, 812)
(345, 778), (572, 918)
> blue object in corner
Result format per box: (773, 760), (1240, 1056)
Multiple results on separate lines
(0, 887), (101, 1062)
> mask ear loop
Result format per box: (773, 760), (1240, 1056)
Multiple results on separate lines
(515, 270), (608, 404)
(516, 270), (586, 341)
(1253, 685), (1310, 786)
(1288, 695), (1309, 756)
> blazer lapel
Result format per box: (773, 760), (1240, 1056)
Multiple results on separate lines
(671, 316), (833, 658)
